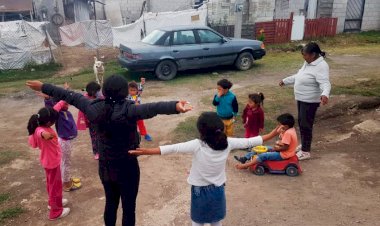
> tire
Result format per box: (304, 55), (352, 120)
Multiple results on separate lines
(253, 165), (265, 176)
(286, 166), (299, 177)
(235, 52), (253, 71)
(155, 60), (177, 80)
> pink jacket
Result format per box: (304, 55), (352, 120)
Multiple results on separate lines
(28, 127), (61, 169)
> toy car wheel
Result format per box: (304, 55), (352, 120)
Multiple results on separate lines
(253, 165), (265, 176)
(286, 166), (299, 177)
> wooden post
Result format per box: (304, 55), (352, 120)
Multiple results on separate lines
(43, 25), (56, 63)
(288, 12), (294, 42)
(93, 0), (100, 59)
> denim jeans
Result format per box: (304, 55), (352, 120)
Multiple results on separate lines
(256, 151), (283, 162)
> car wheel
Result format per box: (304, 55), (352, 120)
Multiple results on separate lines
(253, 165), (265, 176)
(155, 60), (177, 81)
(286, 166), (299, 177)
(235, 52), (253, 71)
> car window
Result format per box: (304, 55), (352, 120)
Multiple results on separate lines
(163, 35), (171, 46)
(198, 29), (223, 43)
(142, 30), (166, 45)
(173, 30), (196, 45)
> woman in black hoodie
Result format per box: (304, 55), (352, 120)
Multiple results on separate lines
(26, 75), (191, 226)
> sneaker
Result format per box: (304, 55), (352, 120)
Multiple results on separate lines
(48, 199), (68, 210)
(49, 207), (70, 221)
(296, 145), (302, 153)
(94, 153), (99, 160)
(234, 156), (247, 164)
(297, 151), (311, 160)
(144, 134), (153, 141)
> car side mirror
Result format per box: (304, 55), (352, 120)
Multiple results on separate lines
(221, 38), (227, 44)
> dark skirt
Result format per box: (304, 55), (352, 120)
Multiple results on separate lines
(191, 184), (226, 223)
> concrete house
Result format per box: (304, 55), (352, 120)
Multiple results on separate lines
(274, 0), (380, 32)
(207, 0), (379, 33)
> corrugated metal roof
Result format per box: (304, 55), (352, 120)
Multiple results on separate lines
(0, 0), (33, 13)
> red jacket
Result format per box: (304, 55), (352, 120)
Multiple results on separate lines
(242, 105), (264, 135)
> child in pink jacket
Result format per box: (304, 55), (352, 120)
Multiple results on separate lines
(27, 107), (70, 221)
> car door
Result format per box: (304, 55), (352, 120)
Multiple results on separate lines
(196, 29), (236, 67)
(170, 30), (203, 70)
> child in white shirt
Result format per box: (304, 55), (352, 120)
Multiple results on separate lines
(129, 112), (280, 226)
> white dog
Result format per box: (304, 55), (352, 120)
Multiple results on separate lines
(93, 56), (105, 85)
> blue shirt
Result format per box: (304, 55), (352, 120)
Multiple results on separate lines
(212, 91), (238, 119)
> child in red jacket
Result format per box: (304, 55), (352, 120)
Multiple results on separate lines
(242, 93), (265, 138)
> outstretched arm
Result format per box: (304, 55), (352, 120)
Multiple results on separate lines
(129, 100), (192, 120)
(26, 81), (97, 121)
(129, 139), (199, 155)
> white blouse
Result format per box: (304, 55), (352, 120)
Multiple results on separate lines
(283, 57), (331, 103)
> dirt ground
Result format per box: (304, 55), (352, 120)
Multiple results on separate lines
(0, 50), (379, 226)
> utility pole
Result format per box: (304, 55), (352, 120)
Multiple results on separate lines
(234, 0), (243, 38)
(93, 0), (100, 59)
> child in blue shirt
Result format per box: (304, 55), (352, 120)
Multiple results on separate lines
(212, 79), (238, 137)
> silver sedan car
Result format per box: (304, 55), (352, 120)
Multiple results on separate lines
(118, 25), (266, 80)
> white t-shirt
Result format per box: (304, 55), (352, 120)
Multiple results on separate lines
(283, 57), (331, 103)
(159, 136), (263, 186)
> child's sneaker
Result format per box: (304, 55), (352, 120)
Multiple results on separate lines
(297, 151), (311, 160)
(94, 153), (99, 160)
(49, 207), (70, 221)
(296, 145), (302, 153)
(48, 199), (68, 210)
(234, 156), (248, 164)
(144, 134), (152, 141)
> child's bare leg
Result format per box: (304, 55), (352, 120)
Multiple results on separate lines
(211, 221), (222, 226)
(192, 221), (204, 226)
(235, 158), (258, 169)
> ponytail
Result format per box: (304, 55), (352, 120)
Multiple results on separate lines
(249, 92), (265, 106)
(27, 114), (39, 135)
(197, 112), (228, 151)
(27, 107), (58, 135)
(258, 92), (265, 106)
(303, 42), (326, 58)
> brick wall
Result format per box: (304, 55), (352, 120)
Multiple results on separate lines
(361, 0), (380, 31)
(317, 0), (334, 18)
(209, 0), (274, 25)
(331, 0), (348, 33)
(275, 0), (306, 19)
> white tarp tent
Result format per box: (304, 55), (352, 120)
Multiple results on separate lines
(112, 6), (207, 47)
(0, 20), (56, 70)
(59, 20), (113, 48)
(58, 6), (207, 48)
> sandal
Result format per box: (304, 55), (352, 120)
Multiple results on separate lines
(71, 177), (81, 183)
(64, 181), (82, 192)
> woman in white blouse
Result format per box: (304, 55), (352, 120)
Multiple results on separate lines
(129, 112), (280, 226)
(279, 42), (331, 160)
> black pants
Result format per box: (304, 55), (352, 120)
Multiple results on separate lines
(297, 101), (320, 152)
(99, 157), (140, 226)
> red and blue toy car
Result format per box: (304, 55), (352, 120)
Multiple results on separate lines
(249, 155), (302, 176)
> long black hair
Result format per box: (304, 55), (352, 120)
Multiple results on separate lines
(197, 112), (228, 151)
(249, 92), (265, 106)
(101, 75), (129, 121)
(302, 42), (326, 58)
(27, 107), (59, 135)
